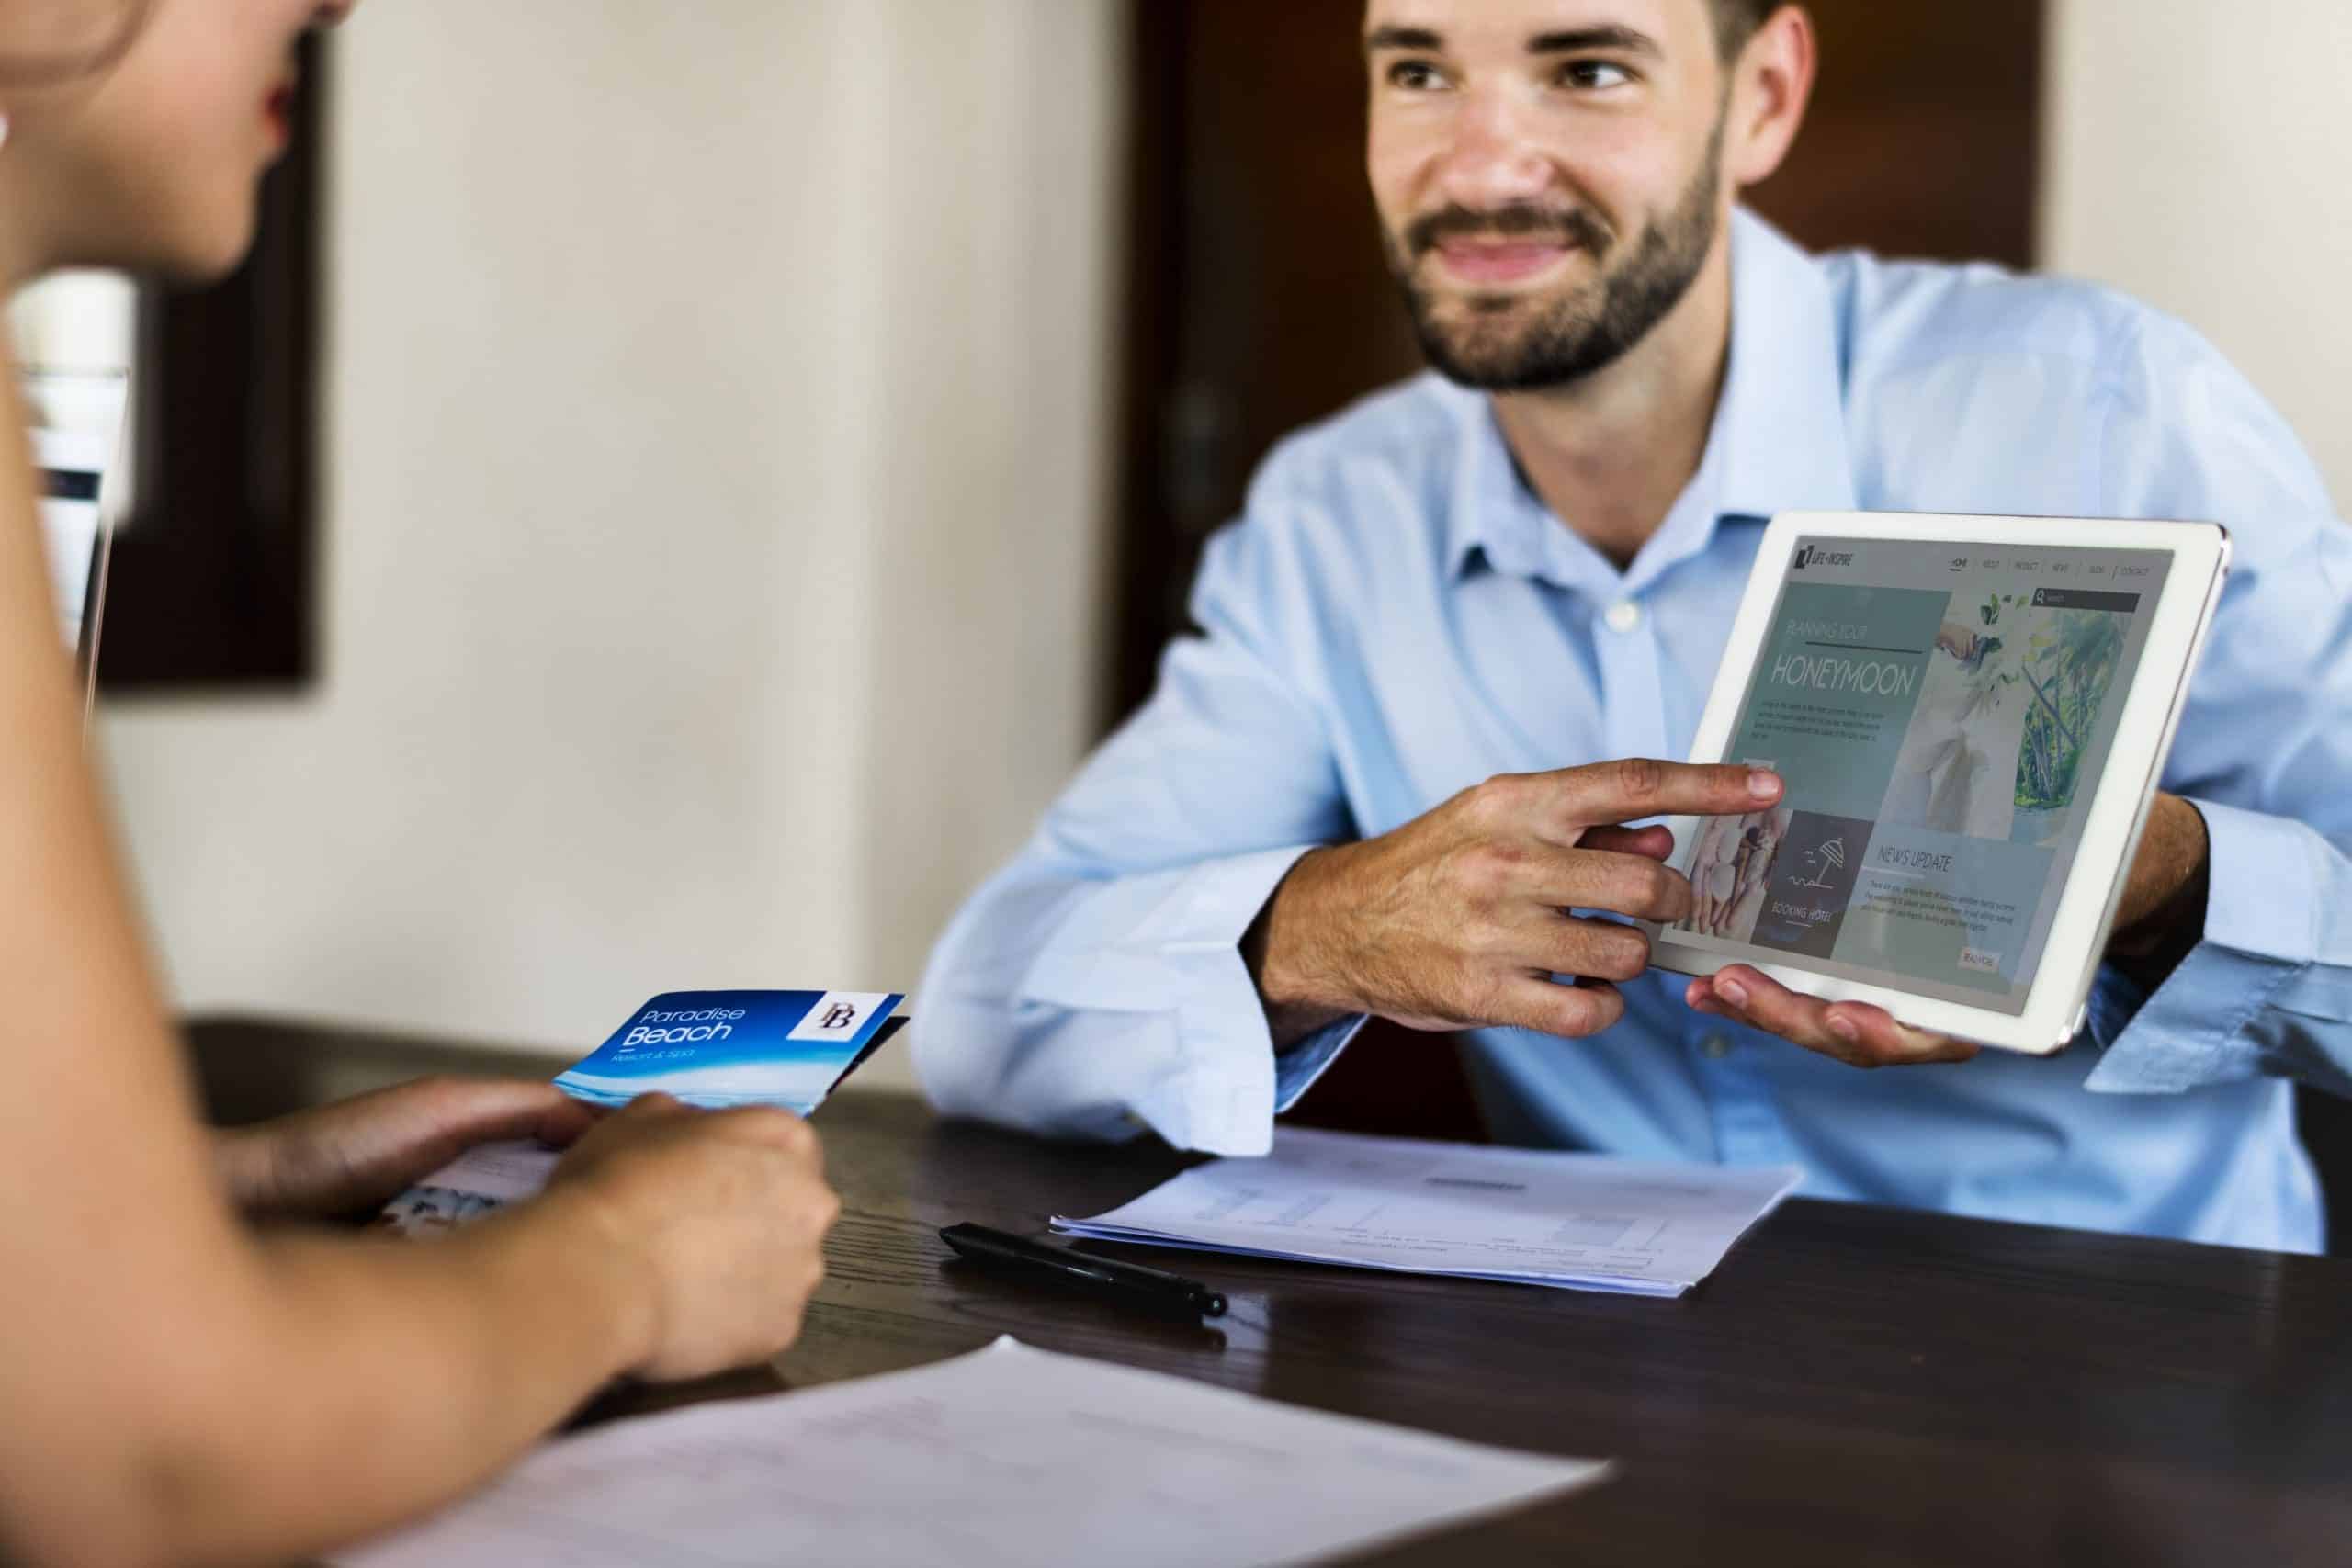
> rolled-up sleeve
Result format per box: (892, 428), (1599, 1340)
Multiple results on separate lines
(912, 495), (1365, 1155)
(2078, 312), (2352, 1100)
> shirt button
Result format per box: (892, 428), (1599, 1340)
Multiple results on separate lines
(1604, 600), (1644, 634)
(1702, 1033), (1733, 1060)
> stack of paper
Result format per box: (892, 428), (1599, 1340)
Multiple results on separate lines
(337, 1337), (1611, 1568)
(1055, 1128), (1802, 1297)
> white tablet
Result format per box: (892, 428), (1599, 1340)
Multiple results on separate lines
(1646, 513), (2230, 1054)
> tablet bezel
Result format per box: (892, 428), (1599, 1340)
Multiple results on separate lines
(1645, 512), (2231, 1055)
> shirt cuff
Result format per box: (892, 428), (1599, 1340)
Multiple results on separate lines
(1013, 844), (1322, 1155)
(1273, 1014), (1372, 1111)
(2193, 798), (2322, 964)
(2082, 798), (2316, 1093)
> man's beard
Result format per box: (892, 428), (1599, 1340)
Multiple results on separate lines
(1385, 120), (1726, 393)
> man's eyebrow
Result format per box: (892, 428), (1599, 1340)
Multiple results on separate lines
(1365, 25), (1443, 53)
(1529, 26), (1664, 58)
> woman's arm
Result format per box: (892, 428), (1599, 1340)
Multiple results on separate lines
(9, 1095), (831, 1568)
(0, 386), (831, 1566)
(37, 1188), (662, 1566)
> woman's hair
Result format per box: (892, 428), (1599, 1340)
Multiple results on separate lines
(0, 0), (151, 86)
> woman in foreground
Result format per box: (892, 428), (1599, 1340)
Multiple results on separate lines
(0, 4), (840, 1562)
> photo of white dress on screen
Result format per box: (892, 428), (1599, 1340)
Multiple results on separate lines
(1881, 598), (2125, 847)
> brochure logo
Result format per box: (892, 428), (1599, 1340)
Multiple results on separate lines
(787, 991), (893, 1043)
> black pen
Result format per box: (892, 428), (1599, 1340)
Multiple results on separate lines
(939, 1223), (1228, 1321)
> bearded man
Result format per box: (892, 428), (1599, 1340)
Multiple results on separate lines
(914, 1), (2352, 1251)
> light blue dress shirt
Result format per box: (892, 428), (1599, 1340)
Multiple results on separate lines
(915, 210), (2352, 1253)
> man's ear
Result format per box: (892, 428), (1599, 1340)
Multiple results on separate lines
(1723, 6), (1818, 189)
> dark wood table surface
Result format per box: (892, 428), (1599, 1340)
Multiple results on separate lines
(193, 1018), (2352, 1567)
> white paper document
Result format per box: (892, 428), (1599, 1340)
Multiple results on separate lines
(1054, 1128), (1803, 1298)
(335, 1337), (1609, 1568)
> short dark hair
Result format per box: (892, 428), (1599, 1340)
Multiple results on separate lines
(1710, 0), (1781, 61)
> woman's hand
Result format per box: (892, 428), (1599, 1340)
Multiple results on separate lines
(216, 1077), (600, 1221)
(544, 1095), (840, 1381)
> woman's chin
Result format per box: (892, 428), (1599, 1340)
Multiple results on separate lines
(53, 213), (256, 285)
(107, 197), (263, 285)
(166, 213), (263, 285)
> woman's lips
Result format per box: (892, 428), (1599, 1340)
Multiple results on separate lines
(1433, 239), (1574, 287)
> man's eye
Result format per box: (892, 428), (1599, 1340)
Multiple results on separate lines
(1386, 60), (1451, 91)
(1559, 61), (1634, 90)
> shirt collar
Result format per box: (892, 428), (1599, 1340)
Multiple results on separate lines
(1445, 207), (1860, 589)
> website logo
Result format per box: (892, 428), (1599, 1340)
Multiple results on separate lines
(1792, 545), (1855, 571)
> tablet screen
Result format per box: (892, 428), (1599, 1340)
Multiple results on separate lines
(1672, 536), (2174, 1014)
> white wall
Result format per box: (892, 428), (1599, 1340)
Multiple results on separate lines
(98, 0), (1125, 1087)
(2041, 0), (2352, 507)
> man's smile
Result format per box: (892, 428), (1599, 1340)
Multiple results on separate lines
(1431, 236), (1583, 288)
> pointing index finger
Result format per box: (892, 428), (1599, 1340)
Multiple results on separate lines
(1551, 758), (1783, 830)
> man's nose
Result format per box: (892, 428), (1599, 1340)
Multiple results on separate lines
(1434, 93), (1555, 212)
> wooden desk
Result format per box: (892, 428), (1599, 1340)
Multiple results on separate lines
(192, 1020), (2351, 1566)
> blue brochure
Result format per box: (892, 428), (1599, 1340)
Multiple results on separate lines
(377, 988), (905, 1235)
(552, 989), (905, 1112)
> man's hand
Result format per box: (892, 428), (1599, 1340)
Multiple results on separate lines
(216, 1077), (600, 1221)
(1934, 621), (1982, 662)
(1244, 759), (1785, 1046)
(1682, 967), (1980, 1068)
(1685, 793), (2212, 1068)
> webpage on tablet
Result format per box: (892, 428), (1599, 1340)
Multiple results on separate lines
(1672, 536), (2173, 1015)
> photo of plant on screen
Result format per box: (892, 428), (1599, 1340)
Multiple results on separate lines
(2013, 608), (2123, 822)
(1678, 805), (1796, 942)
